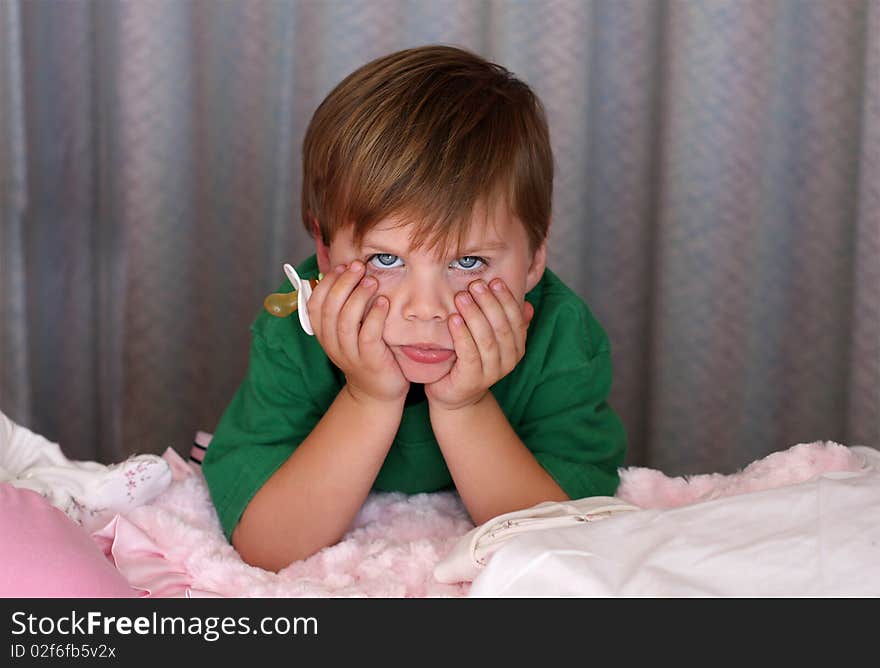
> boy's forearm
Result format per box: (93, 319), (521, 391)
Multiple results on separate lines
(429, 392), (568, 526)
(232, 386), (405, 571)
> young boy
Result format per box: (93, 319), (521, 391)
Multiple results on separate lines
(202, 45), (627, 571)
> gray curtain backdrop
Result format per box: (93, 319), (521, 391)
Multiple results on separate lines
(1, 0), (878, 475)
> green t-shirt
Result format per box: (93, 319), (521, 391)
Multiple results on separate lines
(203, 255), (627, 540)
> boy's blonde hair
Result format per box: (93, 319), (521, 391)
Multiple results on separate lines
(301, 45), (553, 254)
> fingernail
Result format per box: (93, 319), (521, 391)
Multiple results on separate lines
(456, 293), (472, 307)
(349, 261), (363, 272)
(470, 281), (486, 294)
(361, 276), (376, 289)
(335, 265), (346, 274)
(450, 314), (463, 327)
(490, 279), (504, 292)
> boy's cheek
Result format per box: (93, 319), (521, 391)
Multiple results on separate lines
(363, 266), (391, 283)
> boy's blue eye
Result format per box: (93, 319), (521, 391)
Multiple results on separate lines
(368, 253), (404, 269)
(450, 256), (486, 271)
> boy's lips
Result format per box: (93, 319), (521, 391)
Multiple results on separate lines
(398, 344), (454, 364)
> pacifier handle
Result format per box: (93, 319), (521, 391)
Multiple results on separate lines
(263, 282), (320, 317)
(263, 264), (323, 336)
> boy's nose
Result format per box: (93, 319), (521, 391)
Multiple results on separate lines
(400, 274), (453, 322)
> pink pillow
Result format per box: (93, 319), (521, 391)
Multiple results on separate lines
(0, 483), (140, 597)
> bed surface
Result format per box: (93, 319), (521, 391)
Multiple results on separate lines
(79, 439), (878, 598)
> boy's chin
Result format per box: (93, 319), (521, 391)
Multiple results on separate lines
(399, 359), (454, 385)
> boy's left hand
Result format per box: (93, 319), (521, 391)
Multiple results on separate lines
(425, 278), (534, 411)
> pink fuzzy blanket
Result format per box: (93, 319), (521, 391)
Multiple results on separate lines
(90, 440), (869, 598)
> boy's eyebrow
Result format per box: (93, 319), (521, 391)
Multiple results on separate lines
(359, 242), (408, 255)
(359, 239), (509, 255)
(456, 240), (508, 254)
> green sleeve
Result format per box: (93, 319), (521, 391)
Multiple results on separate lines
(202, 321), (335, 540)
(516, 303), (627, 499)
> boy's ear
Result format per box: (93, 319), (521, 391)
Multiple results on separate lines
(310, 216), (332, 275)
(525, 240), (547, 293)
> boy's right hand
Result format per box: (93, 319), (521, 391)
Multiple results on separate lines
(308, 261), (409, 405)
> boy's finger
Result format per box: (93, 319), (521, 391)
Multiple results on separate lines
(469, 280), (517, 368)
(358, 294), (389, 360)
(469, 280), (513, 332)
(320, 262), (364, 341)
(306, 265), (342, 340)
(488, 278), (526, 326)
(488, 278), (531, 358)
(337, 275), (378, 358)
(448, 310), (482, 375)
(455, 291), (498, 375)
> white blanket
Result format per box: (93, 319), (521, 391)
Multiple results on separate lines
(433, 496), (640, 583)
(468, 464), (880, 597)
